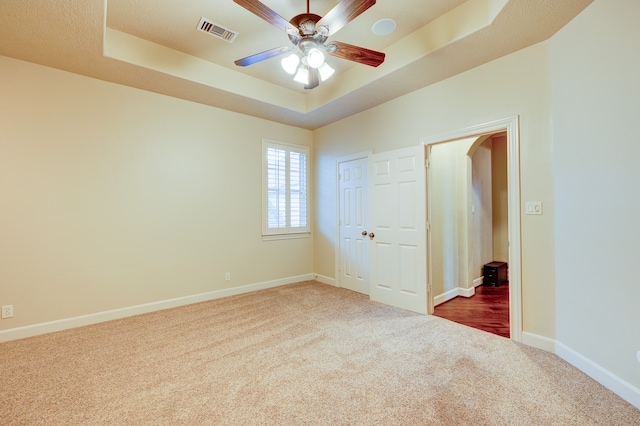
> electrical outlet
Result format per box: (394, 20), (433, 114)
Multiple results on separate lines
(225, 272), (231, 281)
(525, 201), (543, 215)
(1, 305), (13, 319)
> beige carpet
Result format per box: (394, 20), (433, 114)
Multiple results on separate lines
(1, 281), (638, 425)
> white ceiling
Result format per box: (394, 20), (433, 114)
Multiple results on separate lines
(0, 0), (593, 129)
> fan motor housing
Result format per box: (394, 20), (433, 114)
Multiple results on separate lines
(290, 13), (322, 33)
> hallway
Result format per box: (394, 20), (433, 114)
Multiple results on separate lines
(433, 284), (510, 338)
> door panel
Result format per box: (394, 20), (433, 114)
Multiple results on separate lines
(373, 242), (392, 289)
(399, 244), (418, 294)
(338, 158), (369, 294)
(370, 146), (428, 314)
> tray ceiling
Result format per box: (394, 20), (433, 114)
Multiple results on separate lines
(0, 0), (593, 129)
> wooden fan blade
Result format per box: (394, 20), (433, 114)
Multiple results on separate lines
(305, 67), (320, 90)
(233, 0), (298, 34)
(235, 46), (293, 67)
(327, 41), (385, 67)
(316, 0), (376, 37)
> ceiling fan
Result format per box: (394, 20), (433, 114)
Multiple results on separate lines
(233, 0), (385, 90)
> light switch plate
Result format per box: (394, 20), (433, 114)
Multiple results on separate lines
(526, 201), (542, 215)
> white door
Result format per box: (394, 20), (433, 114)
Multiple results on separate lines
(369, 146), (428, 314)
(338, 158), (369, 294)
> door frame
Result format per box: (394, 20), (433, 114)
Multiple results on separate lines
(420, 116), (522, 342)
(335, 150), (372, 291)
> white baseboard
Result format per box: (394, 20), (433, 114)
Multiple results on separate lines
(473, 277), (484, 287)
(459, 286), (475, 297)
(434, 286), (476, 306)
(434, 288), (458, 306)
(521, 331), (556, 353)
(3, 277), (638, 411)
(519, 333), (639, 409)
(0, 273), (316, 343)
(315, 274), (337, 287)
(555, 341), (640, 410)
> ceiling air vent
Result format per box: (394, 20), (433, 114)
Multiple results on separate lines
(197, 17), (238, 43)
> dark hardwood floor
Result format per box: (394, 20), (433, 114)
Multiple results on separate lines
(433, 283), (510, 338)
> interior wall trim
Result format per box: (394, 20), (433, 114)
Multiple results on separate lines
(433, 288), (459, 306)
(521, 331), (556, 353)
(433, 286), (476, 306)
(556, 341), (640, 410)
(458, 287), (475, 298)
(315, 274), (337, 286)
(521, 332), (640, 410)
(420, 116), (522, 342)
(0, 273), (316, 343)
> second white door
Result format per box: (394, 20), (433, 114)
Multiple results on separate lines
(338, 157), (369, 294)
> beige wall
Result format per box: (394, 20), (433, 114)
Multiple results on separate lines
(551, 0), (640, 390)
(429, 138), (475, 298)
(471, 138), (495, 279)
(314, 41), (555, 339)
(491, 134), (509, 262)
(0, 56), (313, 330)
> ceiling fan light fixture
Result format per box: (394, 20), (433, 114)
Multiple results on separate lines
(281, 53), (300, 75)
(233, 0), (386, 89)
(319, 62), (335, 81)
(294, 66), (310, 85)
(316, 25), (329, 38)
(306, 48), (325, 68)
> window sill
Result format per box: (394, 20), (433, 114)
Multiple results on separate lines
(262, 232), (311, 241)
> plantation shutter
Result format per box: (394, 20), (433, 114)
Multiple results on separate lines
(289, 150), (307, 229)
(263, 140), (310, 238)
(266, 146), (287, 229)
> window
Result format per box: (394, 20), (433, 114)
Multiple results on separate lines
(262, 140), (310, 239)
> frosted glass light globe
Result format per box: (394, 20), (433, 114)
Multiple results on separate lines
(319, 63), (335, 81)
(294, 67), (309, 85)
(281, 54), (300, 75)
(306, 48), (325, 69)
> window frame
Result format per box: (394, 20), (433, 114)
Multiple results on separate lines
(262, 139), (310, 240)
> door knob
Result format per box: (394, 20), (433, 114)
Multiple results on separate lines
(368, 232), (375, 240)
(362, 231), (368, 236)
